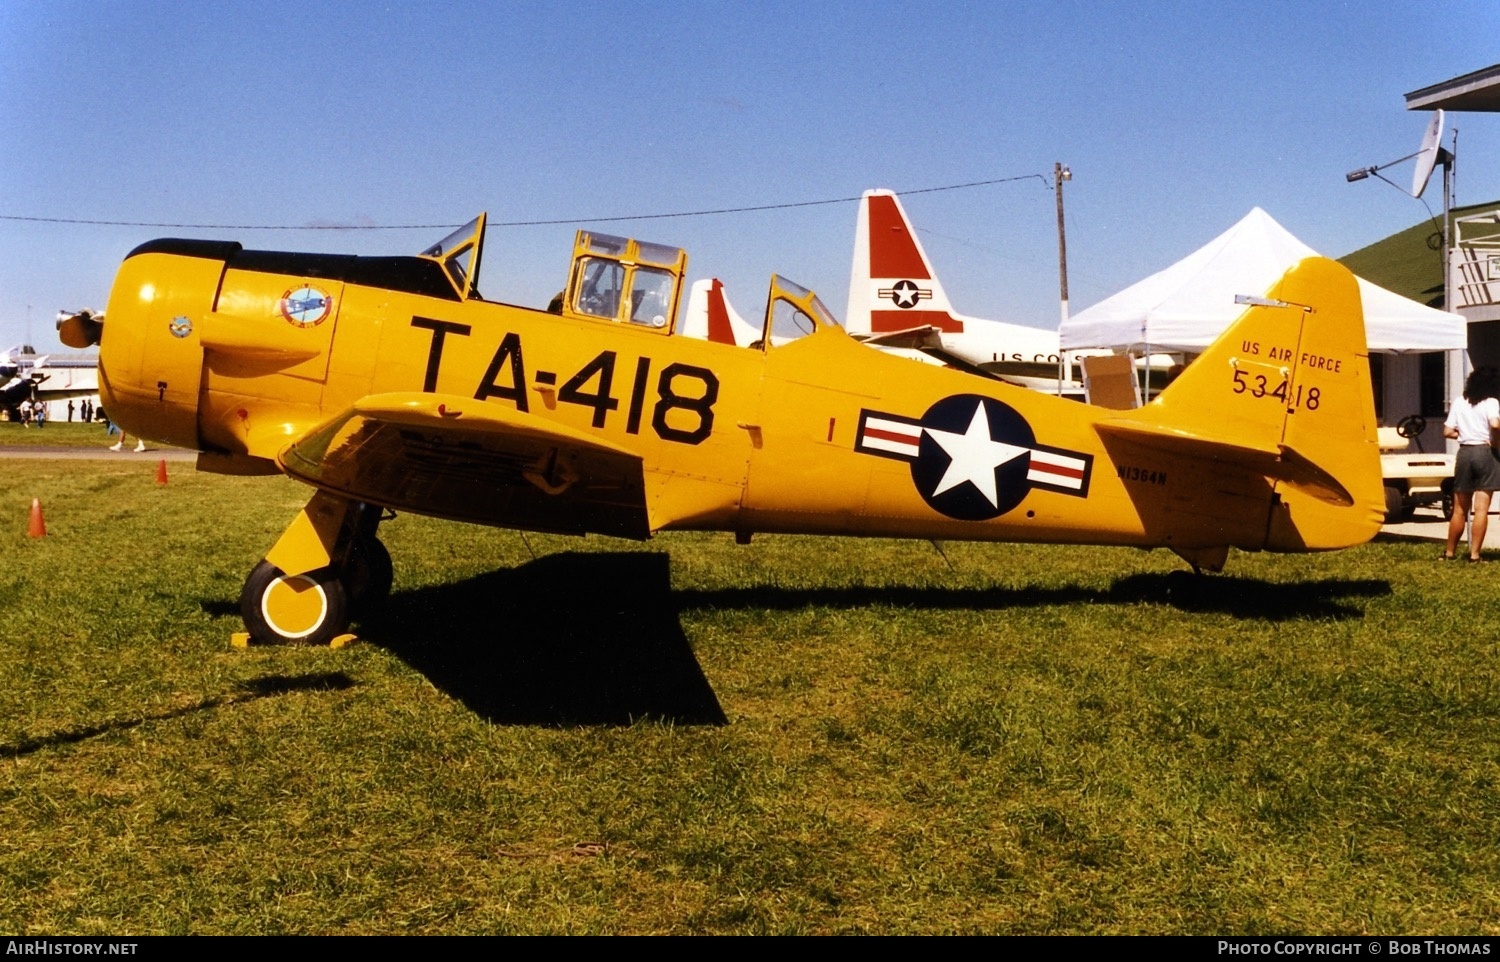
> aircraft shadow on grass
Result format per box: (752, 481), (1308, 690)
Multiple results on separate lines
(346, 552), (1390, 727)
(356, 552), (729, 728)
(673, 571), (1389, 621)
(1098, 571), (1390, 619)
(0, 672), (353, 759)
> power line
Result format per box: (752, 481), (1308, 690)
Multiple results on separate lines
(491, 175), (1050, 227)
(0, 214), (453, 230)
(0, 174), (1050, 232)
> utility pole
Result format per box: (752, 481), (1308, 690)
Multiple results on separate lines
(1055, 163), (1071, 328)
(1054, 163), (1072, 394)
(1442, 128), (1456, 313)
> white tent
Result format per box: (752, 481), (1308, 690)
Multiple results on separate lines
(1059, 207), (1465, 354)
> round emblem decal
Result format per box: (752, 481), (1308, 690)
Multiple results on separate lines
(168, 315), (192, 338)
(889, 279), (921, 308)
(910, 395), (1037, 520)
(279, 287), (333, 328)
(854, 394), (1094, 522)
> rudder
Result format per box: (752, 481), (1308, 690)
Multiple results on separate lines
(846, 190), (962, 335)
(1107, 256), (1383, 550)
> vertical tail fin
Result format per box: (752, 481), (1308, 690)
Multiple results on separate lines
(845, 189), (1075, 379)
(682, 278), (758, 347)
(1100, 257), (1383, 549)
(846, 190), (963, 335)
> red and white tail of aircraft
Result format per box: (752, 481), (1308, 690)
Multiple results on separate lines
(681, 278), (761, 348)
(844, 189), (1072, 387)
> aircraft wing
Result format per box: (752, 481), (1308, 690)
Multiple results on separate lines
(277, 392), (650, 539)
(915, 346), (1019, 383)
(851, 325), (944, 350)
(853, 327), (1049, 385)
(976, 358), (1070, 381)
(851, 325), (1022, 382)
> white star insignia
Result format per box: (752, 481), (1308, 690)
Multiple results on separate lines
(891, 280), (919, 308)
(924, 402), (1028, 508)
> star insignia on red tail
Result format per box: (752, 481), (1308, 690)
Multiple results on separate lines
(877, 279), (931, 309)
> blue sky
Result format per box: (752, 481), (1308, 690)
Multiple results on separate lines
(2, 1), (1498, 350)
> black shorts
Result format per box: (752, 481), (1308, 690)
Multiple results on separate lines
(1454, 444), (1500, 494)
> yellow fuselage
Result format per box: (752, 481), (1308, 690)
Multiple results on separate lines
(100, 241), (1383, 557)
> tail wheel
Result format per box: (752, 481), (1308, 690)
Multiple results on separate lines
(344, 537), (394, 618)
(240, 560), (350, 646)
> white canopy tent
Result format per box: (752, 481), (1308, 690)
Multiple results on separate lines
(1059, 207), (1466, 354)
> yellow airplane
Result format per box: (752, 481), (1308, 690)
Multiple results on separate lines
(64, 213), (1383, 646)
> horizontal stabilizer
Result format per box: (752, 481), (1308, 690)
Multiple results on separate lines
(1095, 419), (1353, 506)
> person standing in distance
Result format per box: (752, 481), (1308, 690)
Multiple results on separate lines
(1443, 366), (1500, 562)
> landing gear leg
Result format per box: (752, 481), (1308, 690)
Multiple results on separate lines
(344, 504), (394, 617)
(237, 491), (381, 646)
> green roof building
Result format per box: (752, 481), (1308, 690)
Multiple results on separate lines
(1333, 64), (1500, 437)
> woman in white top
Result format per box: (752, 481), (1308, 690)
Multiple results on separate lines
(1443, 367), (1500, 561)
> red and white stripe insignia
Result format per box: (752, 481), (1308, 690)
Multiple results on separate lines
(855, 402), (1093, 501)
(1027, 449), (1088, 490)
(858, 414), (923, 460)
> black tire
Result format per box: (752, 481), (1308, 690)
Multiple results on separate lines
(239, 560), (350, 646)
(344, 537), (394, 618)
(1383, 484), (1409, 524)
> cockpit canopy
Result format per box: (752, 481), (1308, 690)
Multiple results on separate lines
(764, 275), (839, 347)
(566, 231), (688, 332)
(418, 214), (487, 301)
(415, 215), (839, 350)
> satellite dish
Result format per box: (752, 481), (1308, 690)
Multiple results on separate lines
(1411, 109), (1444, 199)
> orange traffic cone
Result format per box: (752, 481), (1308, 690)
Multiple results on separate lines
(27, 498), (45, 538)
(156, 459), (168, 485)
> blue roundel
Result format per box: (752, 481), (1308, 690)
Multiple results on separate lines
(910, 394), (1036, 521)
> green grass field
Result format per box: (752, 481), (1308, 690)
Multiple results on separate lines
(0, 422), (125, 448)
(1, 456), (1497, 934)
